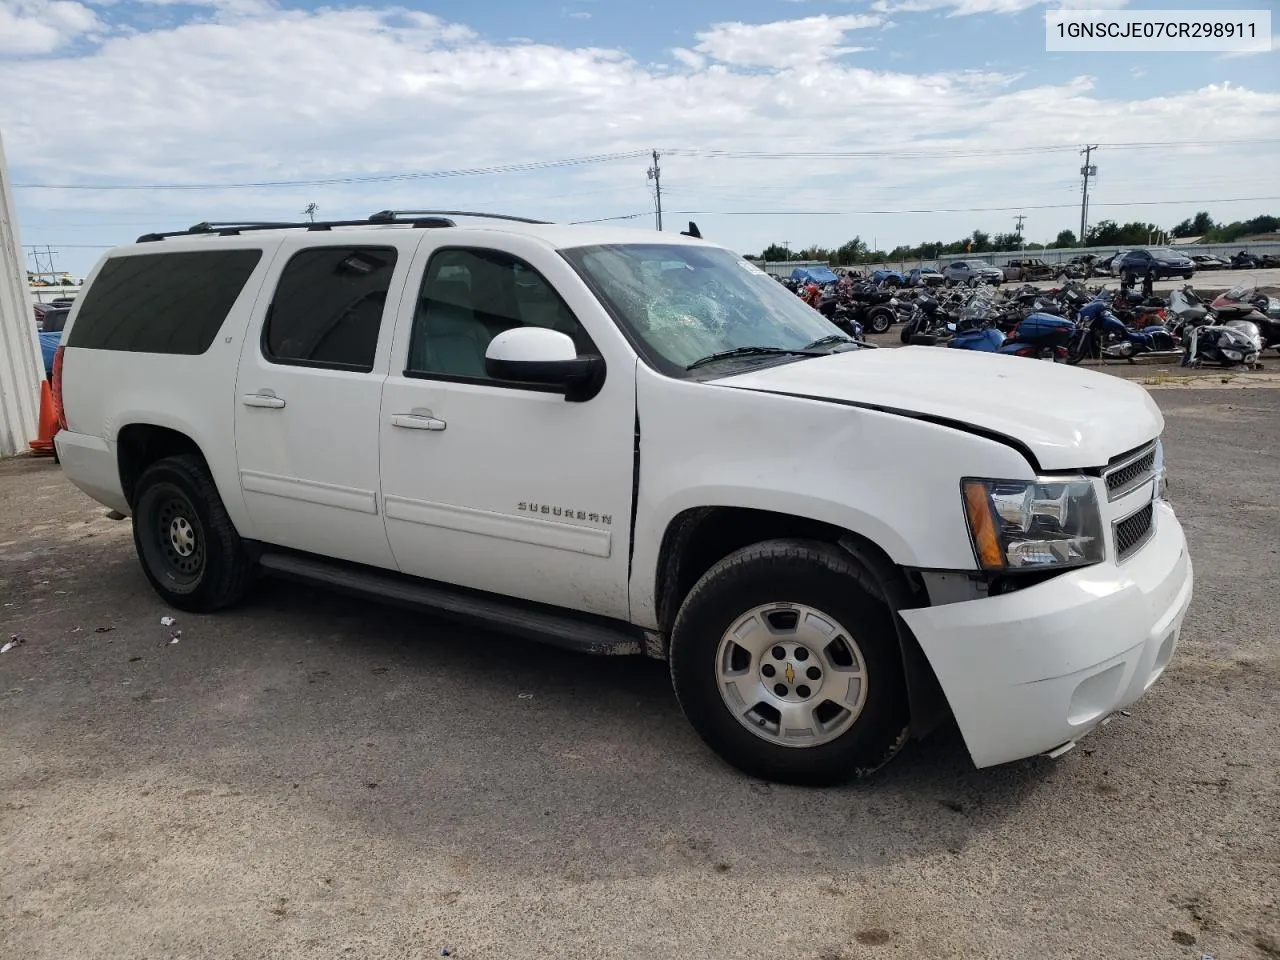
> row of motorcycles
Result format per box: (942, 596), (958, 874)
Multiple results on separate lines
(786, 274), (1280, 367)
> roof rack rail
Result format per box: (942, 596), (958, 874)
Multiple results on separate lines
(135, 209), (546, 243)
(368, 209), (552, 225)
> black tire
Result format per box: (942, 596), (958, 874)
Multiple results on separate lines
(668, 539), (909, 786)
(1182, 273), (1193, 280)
(131, 454), (253, 613)
(899, 317), (919, 344)
(867, 307), (894, 335)
(909, 333), (939, 346)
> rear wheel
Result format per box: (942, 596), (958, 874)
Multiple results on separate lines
(131, 454), (254, 612)
(669, 540), (909, 785)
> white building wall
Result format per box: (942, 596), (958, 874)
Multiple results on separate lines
(0, 128), (44, 457)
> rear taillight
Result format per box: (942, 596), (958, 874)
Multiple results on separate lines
(51, 346), (67, 431)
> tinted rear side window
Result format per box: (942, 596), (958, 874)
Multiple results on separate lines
(263, 246), (397, 373)
(67, 249), (263, 353)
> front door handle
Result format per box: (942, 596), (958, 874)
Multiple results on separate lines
(391, 413), (446, 431)
(242, 393), (286, 409)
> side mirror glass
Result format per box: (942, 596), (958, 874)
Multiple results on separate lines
(484, 327), (604, 402)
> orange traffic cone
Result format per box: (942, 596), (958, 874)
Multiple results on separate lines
(29, 380), (59, 457)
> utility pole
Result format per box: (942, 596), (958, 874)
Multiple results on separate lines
(302, 202), (318, 223)
(1014, 214), (1025, 241)
(1079, 144), (1097, 244)
(646, 150), (663, 231)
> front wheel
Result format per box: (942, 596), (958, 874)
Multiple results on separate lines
(669, 540), (909, 786)
(867, 307), (894, 335)
(131, 454), (254, 612)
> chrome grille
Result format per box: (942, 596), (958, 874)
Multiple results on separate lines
(1114, 503), (1155, 562)
(1104, 442), (1158, 501)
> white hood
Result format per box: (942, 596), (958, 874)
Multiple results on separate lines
(715, 346), (1164, 470)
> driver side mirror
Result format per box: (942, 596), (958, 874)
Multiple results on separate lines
(485, 327), (605, 402)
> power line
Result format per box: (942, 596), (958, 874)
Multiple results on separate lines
(660, 138), (1280, 161)
(11, 150), (650, 191)
(13, 139), (1279, 193)
(580, 194), (1280, 221)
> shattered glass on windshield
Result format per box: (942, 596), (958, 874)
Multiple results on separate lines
(563, 244), (844, 373)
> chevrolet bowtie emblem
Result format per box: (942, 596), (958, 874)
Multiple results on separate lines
(784, 663), (795, 685)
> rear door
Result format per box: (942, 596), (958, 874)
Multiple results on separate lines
(233, 236), (414, 568)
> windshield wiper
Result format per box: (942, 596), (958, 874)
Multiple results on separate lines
(801, 334), (858, 350)
(686, 345), (822, 371)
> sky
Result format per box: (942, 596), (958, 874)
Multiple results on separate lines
(1, 0), (1278, 276)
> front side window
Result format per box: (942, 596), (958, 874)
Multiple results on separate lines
(406, 247), (593, 381)
(562, 243), (847, 376)
(264, 246), (398, 372)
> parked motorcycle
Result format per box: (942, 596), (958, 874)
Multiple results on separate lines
(1066, 300), (1180, 364)
(1210, 286), (1280, 351)
(945, 312), (1075, 360)
(1182, 323), (1261, 368)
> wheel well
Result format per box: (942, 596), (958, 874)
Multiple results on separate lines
(656, 507), (886, 634)
(653, 506), (949, 738)
(117, 424), (206, 508)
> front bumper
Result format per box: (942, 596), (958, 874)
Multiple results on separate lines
(900, 500), (1192, 768)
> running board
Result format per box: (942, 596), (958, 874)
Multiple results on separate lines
(257, 552), (644, 657)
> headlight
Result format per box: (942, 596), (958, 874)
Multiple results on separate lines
(1223, 349), (1242, 361)
(962, 478), (1105, 572)
(1154, 439), (1168, 500)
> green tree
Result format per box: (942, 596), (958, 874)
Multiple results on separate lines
(835, 237), (866, 265)
(797, 245), (833, 262)
(760, 243), (791, 262)
(969, 230), (991, 253)
(1172, 211), (1215, 238)
(1049, 229), (1077, 249)
(991, 232), (1023, 251)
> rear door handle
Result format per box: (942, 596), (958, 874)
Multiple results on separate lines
(242, 393), (286, 409)
(391, 413), (446, 431)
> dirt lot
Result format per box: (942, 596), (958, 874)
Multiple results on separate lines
(2, 388), (1278, 960)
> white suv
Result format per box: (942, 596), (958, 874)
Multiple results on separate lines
(50, 211), (1193, 785)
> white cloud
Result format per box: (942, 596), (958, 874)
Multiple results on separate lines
(872, 0), (1127, 14)
(0, 5), (1276, 269)
(671, 47), (705, 69)
(0, 0), (101, 53)
(693, 14), (882, 68)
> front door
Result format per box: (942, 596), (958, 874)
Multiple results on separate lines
(378, 240), (636, 619)
(233, 240), (409, 568)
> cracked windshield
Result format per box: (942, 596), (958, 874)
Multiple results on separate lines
(565, 244), (850, 370)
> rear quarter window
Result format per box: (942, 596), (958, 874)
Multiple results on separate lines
(66, 249), (263, 354)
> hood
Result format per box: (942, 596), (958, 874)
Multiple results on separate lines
(714, 347), (1163, 471)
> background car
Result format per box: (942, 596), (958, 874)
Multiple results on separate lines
(1095, 251), (1128, 276)
(1111, 248), (1196, 281)
(870, 268), (905, 286)
(37, 307), (70, 377)
(1190, 254), (1227, 271)
(906, 266), (945, 287)
(1002, 257), (1055, 282)
(941, 259), (1004, 286)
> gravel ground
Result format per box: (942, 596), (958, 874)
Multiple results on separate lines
(1, 388), (1278, 960)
